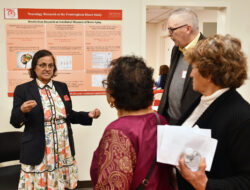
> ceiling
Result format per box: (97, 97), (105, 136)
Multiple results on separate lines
(146, 7), (212, 24)
(146, 7), (173, 24)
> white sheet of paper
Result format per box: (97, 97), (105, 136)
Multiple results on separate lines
(193, 125), (211, 137)
(157, 124), (218, 171)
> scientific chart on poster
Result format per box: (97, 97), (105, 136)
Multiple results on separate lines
(4, 8), (122, 96)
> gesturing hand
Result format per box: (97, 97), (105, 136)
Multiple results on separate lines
(178, 155), (208, 190)
(20, 100), (37, 113)
(88, 108), (101, 119)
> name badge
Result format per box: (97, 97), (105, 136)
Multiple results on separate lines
(182, 70), (187, 79)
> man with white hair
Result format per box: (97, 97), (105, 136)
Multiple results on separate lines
(158, 8), (205, 125)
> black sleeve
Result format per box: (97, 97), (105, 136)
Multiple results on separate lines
(206, 119), (250, 190)
(63, 83), (93, 126)
(10, 85), (27, 128)
(68, 110), (93, 125)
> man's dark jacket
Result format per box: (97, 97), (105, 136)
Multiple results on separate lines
(158, 33), (205, 124)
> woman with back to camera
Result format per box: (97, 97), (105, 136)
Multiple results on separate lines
(176, 34), (250, 190)
(10, 49), (100, 189)
(90, 56), (173, 189)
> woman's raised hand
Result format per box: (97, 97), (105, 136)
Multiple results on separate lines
(88, 108), (101, 119)
(20, 100), (37, 113)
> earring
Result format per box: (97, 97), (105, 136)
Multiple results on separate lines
(110, 102), (115, 108)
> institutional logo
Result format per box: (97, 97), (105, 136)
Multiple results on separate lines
(4, 8), (18, 19)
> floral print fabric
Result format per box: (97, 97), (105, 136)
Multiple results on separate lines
(18, 80), (78, 190)
(94, 129), (137, 189)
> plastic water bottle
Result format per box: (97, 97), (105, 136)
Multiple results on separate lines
(184, 147), (201, 171)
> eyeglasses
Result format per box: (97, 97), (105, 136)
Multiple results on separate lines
(168, 24), (188, 34)
(102, 80), (108, 89)
(37, 63), (54, 69)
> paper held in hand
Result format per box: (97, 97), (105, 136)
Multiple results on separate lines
(157, 124), (218, 171)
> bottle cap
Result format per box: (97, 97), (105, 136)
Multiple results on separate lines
(185, 147), (194, 156)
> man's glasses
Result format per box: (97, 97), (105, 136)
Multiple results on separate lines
(37, 63), (54, 69)
(168, 24), (188, 34)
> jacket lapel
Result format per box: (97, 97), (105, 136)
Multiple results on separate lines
(158, 47), (181, 114)
(195, 90), (233, 128)
(182, 33), (205, 99)
(182, 64), (192, 95)
(166, 48), (181, 94)
(29, 79), (43, 111)
(167, 48), (181, 87)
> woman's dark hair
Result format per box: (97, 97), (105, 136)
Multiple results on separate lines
(159, 65), (169, 75)
(185, 34), (247, 88)
(29, 49), (57, 79)
(105, 55), (154, 111)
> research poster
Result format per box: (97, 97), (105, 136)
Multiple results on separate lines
(4, 8), (122, 96)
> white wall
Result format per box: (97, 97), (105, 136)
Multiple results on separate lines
(228, 0), (250, 100)
(196, 9), (218, 32)
(146, 23), (158, 78)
